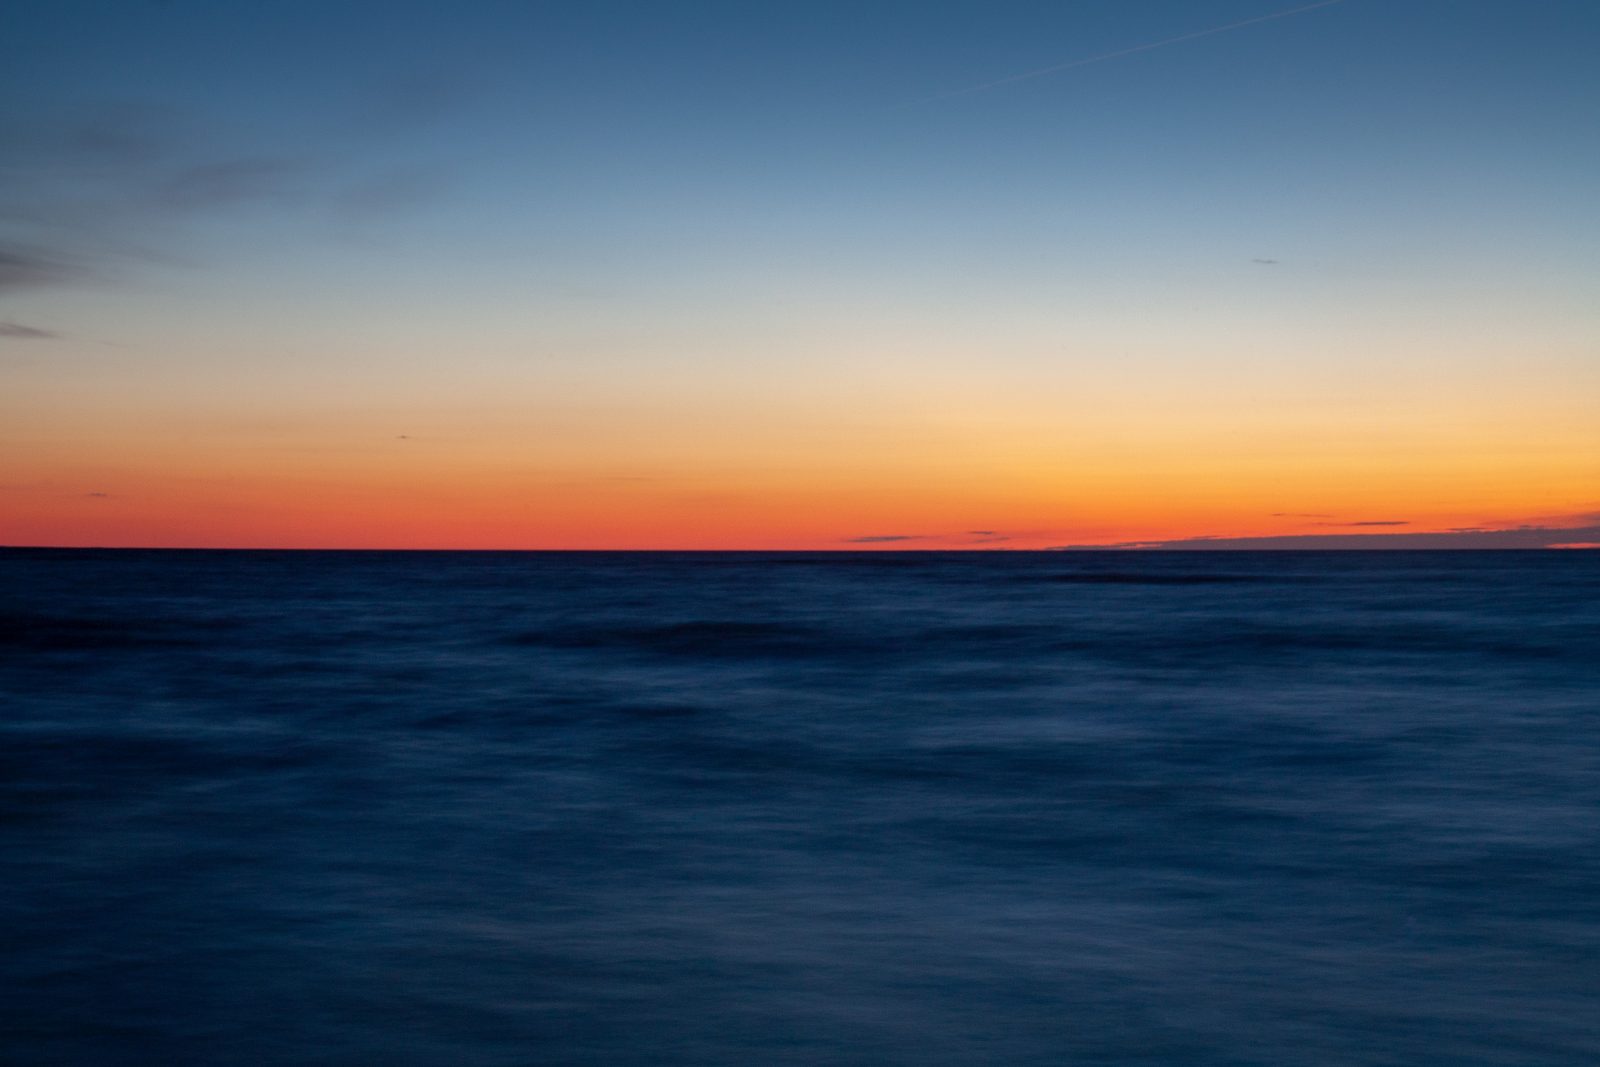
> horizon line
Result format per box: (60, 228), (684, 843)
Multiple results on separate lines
(3, 544), (1592, 554)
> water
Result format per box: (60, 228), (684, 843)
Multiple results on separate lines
(3, 549), (1597, 1065)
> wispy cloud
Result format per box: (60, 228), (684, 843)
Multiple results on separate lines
(0, 244), (83, 294)
(0, 320), (59, 339)
(0, 90), (461, 316)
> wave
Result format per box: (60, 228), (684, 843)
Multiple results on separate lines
(0, 610), (228, 652)
(1026, 571), (1274, 585)
(505, 619), (842, 657)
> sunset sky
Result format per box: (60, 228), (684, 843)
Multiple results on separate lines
(3, 0), (1596, 548)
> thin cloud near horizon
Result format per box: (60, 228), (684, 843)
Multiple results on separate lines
(842, 534), (925, 544)
(1051, 520), (1600, 551)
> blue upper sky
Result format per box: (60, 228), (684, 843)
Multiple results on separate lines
(8, 0), (1595, 294)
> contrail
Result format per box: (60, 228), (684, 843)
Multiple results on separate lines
(910, 0), (1348, 105)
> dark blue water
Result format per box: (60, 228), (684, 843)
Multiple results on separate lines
(3, 549), (1597, 1066)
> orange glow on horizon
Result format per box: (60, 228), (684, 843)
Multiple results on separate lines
(7, 354), (1595, 549)
(5, 448), (1594, 550)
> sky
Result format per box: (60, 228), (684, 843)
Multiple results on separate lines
(2, 0), (1596, 549)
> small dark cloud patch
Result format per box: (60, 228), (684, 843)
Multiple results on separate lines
(843, 535), (923, 544)
(87, 491), (109, 498)
(0, 321), (58, 339)
(1271, 512), (1332, 519)
(968, 530), (997, 536)
(1252, 258), (1279, 265)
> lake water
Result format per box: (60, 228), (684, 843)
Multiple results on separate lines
(3, 549), (1597, 1065)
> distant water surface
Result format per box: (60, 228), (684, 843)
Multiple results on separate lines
(3, 549), (1598, 1066)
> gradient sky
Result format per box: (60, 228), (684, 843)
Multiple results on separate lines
(3, 0), (1597, 548)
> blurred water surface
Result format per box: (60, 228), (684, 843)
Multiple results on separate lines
(3, 549), (1598, 1065)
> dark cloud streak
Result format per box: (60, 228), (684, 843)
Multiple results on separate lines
(0, 320), (60, 339)
(1055, 523), (1600, 550)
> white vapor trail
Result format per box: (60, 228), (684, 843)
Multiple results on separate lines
(912, 0), (1349, 105)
